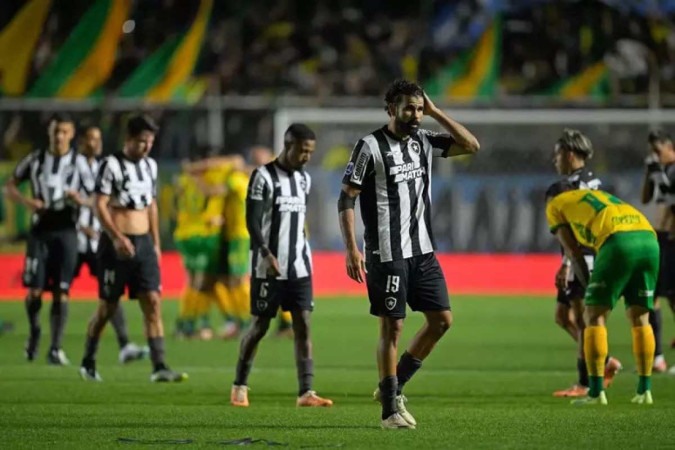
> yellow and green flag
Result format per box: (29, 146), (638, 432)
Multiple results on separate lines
(426, 18), (501, 100)
(0, 0), (52, 96)
(545, 61), (609, 100)
(118, 0), (212, 102)
(28, 0), (130, 98)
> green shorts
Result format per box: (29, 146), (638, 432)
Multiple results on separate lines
(219, 237), (250, 277)
(585, 231), (659, 310)
(175, 235), (220, 275)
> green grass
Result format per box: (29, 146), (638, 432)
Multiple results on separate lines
(1, 296), (675, 449)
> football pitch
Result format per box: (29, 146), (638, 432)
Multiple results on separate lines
(1, 296), (675, 449)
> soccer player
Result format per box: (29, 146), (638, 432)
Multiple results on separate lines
(641, 130), (675, 372)
(5, 113), (94, 365)
(248, 145), (293, 337)
(78, 115), (187, 382)
(219, 164), (252, 337)
(173, 160), (225, 340)
(230, 124), (333, 408)
(549, 130), (622, 397)
(546, 184), (658, 405)
(75, 124), (148, 363)
(338, 80), (479, 429)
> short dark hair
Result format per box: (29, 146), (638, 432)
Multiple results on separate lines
(127, 114), (159, 137)
(545, 180), (575, 201)
(78, 122), (100, 137)
(384, 79), (424, 113)
(49, 112), (75, 125)
(648, 129), (671, 145)
(284, 123), (316, 145)
(556, 128), (593, 159)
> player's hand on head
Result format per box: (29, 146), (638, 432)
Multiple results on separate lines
(422, 91), (438, 116)
(345, 250), (365, 283)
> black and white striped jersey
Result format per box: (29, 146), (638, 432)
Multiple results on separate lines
(77, 158), (102, 253)
(248, 161), (312, 280)
(566, 167), (601, 190)
(12, 148), (95, 231)
(95, 152), (157, 210)
(654, 163), (675, 206)
(342, 126), (455, 263)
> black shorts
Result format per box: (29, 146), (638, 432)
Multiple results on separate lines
(97, 233), (160, 302)
(74, 251), (98, 279)
(250, 276), (313, 318)
(22, 228), (78, 292)
(656, 231), (675, 298)
(556, 278), (586, 306)
(365, 252), (450, 319)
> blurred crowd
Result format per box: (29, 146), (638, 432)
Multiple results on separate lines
(2, 0), (675, 99)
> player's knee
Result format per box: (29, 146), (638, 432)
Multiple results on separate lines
(143, 292), (162, 322)
(28, 288), (43, 299)
(381, 318), (403, 341)
(252, 317), (271, 339)
(554, 308), (570, 328)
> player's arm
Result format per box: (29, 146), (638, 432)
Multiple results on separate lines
(423, 92), (480, 156)
(338, 184), (366, 283)
(246, 170), (280, 276)
(4, 153), (43, 211)
(555, 226), (590, 288)
(338, 139), (373, 283)
(148, 200), (161, 258)
(641, 153), (662, 204)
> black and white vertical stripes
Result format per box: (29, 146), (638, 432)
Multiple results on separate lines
(247, 161), (312, 280)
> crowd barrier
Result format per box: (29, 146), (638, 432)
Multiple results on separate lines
(0, 252), (560, 300)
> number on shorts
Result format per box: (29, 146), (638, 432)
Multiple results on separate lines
(103, 269), (115, 285)
(386, 275), (400, 293)
(259, 282), (269, 298)
(24, 257), (38, 275)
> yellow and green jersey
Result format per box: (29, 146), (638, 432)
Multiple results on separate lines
(546, 189), (655, 252)
(223, 169), (249, 240)
(174, 166), (228, 240)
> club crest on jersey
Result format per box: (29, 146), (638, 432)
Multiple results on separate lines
(385, 297), (397, 311)
(408, 141), (421, 155)
(257, 300), (268, 311)
(299, 176), (307, 192)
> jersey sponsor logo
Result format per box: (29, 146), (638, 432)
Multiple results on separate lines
(639, 289), (654, 297)
(276, 195), (306, 213)
(385, 296), (397, 311)
(351, 152), (369, 184)
(249, 175), (265, 200)
(389, 161), (426, 183)
(344, 162), (355, 177)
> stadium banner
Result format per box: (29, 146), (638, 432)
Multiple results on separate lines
(118, 0), (212, 101)
(0, 0), (52, 96)
(27, 0), (131, 98)
(0, 252), (561, 300)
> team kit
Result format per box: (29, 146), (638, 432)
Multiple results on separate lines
(6, 80), (673, 428)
